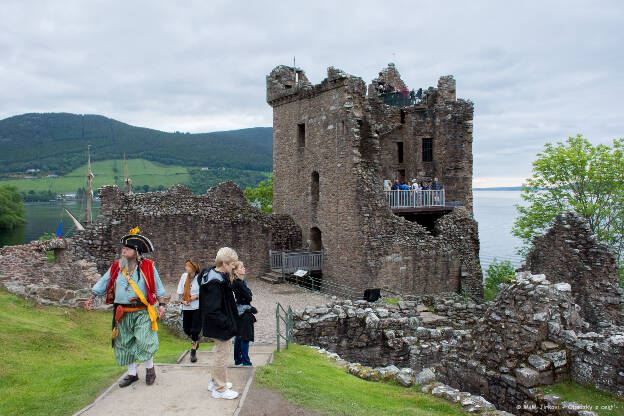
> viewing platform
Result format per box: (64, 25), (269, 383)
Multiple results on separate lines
(385, 189), (452, 213)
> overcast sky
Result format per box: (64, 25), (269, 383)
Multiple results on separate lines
(2, 0), (623, 186)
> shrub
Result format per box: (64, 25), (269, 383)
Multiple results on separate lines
(483, 259), (516, 301)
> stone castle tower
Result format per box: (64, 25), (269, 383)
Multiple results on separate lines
(267, 64), (482, 298)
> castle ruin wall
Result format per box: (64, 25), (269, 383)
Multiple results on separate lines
(268, 64), (482, 298)
(71, 182), (302, 289)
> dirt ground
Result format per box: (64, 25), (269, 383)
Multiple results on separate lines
(239, 382), (322, 416)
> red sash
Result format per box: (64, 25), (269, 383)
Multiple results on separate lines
(105, 259), (157, 305)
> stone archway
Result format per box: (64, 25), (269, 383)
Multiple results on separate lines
(310, 227), (322, 251)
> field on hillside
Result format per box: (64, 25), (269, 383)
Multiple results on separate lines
(1, 159), (190, 193)
(0, 158), (271, 195)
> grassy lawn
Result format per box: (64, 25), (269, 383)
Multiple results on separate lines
(381, 297), (399, 305)
(544, 382), (624, 416)
(255, 344), (469, 416)
(0, 159), (191, 193)
(0, 289), (190, 416)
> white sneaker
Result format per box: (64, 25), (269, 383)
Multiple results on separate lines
(208, 380), (232, 391)
(211, 388), (239, 400)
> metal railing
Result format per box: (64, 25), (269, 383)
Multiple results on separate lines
(385, 189), (445, 208)
(380, 91), (424, 107)
(270, 249), (325, 277)
(275, 302), (293, 351)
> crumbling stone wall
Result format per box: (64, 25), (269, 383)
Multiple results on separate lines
(525, 212), (622, 326)
(292, 298), (474, 370)
(71, 182), (301, 287)
(293, 272), (624, 413)
(267, 64), (482, 298)
(0, 239), (100, 306)
(439, 272), (624, 412)
(291, 213), (624, 413)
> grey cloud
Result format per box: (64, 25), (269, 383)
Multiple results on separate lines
(1, 0), (623, 186)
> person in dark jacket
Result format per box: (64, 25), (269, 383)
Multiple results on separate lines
(198, 247), (239, 400)
(231, 261), (256, 366)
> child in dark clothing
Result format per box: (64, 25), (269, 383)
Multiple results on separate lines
(231, 261), (256, 366)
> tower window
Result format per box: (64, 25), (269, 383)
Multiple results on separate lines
(422, 138), (433, 162)
(311, 171), (319, 203)
(397, 142), (404, 163)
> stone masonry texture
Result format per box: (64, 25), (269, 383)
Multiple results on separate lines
(291, 215), (624, 414)
(267, 63), (482, 298)
(525, 211), (622, 327)
(71, 182), (302, 288)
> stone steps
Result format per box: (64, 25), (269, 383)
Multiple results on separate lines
(258, 270), (283, 284)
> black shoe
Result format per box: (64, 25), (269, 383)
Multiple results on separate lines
(145, 367), (156, 385)
(190, 349), (197, 363)
(119, 374), (139, 388)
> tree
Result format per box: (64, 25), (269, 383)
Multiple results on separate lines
(0, 185), (26, 231)
(512, 135), (624, 271)
(244, 175), (273, 214)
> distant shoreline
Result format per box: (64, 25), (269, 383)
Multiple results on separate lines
(473, 187), (522, 191)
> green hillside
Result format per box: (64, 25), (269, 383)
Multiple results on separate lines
(0, 289), (190, 416)
(0, 113), (273, 175)
(0, 158), (270, 196)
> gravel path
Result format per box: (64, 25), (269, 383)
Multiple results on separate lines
(245, 277), (331, 344)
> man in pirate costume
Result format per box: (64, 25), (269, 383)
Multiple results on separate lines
(84, 227), (167, 387)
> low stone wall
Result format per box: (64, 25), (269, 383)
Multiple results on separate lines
(412, 292), (489, 328)
(292, 272), (624, 414)
(0, 239), (100, 307)
(71, 182), (302, 287)
(293, 298), (475, 371)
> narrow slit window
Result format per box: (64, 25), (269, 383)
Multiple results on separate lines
(397, 142), (404, 163)
(422, 138), (433, 162)
(297, 123), (305, 148)
(311, 171), (319, 203)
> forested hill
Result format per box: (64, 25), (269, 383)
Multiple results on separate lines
(0, 113), (273, 175)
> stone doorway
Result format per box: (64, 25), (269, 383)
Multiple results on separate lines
(310, 227), (323, 251)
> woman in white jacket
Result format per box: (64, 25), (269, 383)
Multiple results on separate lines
(176, 260), (201, 362)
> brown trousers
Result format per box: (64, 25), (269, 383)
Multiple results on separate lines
(212, 338), (232, 392)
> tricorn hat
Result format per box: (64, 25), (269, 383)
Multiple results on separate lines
(120, 227), (154, 254)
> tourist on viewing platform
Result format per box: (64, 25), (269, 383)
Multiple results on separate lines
(384, 179), (392, 190)
(198, 247), (239, 400)
(176, 259), (201, 363)
(231, 261), (256, 367)
(433, 177), (443, 190)
(391, 181), (399, 190)
(84, 227), (166, 388)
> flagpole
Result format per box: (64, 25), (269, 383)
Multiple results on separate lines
(86, 145), (93, 225)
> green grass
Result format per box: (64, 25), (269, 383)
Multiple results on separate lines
(255, 344), (469, 416)
(0, 289), (191, 416)
(381, 297), (400, 305)
(543, 382), (624, 416)
(0, 159), (191, 193)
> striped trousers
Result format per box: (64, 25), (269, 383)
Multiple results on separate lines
(114, 309), (159, 366)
